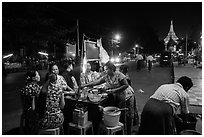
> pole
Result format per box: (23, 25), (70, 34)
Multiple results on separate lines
(185, 34), (188, 57)
(77, 19), (80, 57)
(82, 33), (85, 62)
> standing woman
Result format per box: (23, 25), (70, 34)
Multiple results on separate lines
(81, 61), (138, 134)
(20, 70), (41, 134)
(38, 73), (65, 132)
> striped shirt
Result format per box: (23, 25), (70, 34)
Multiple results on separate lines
(150, 83), (189, 115)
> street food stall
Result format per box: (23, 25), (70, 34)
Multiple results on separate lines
(63, 37), (110, 134)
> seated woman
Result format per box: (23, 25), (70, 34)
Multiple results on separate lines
(45, 63), (73, 91)
(20, 70), (41, 134)
(81, 61), (138, 135)
(61, 60), (78, 92)
(38, 73), (65, 131)
(80, 62), (100, 85)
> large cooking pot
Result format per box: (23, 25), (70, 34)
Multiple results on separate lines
(102, 106), (121, 127)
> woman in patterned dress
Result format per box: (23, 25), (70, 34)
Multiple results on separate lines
(38, 73), (65, 130)
(20, 70), (41, 134)
(81, 61), (139, 134)
(45, 63), (73, 91)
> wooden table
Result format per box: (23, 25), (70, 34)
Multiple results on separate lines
(63, 95), (108, 134)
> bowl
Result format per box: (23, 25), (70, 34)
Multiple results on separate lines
(88, 93), (102, 102)
(91, 89), (99, 94)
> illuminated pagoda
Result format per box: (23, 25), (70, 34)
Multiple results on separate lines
(164, 20), (179, 51)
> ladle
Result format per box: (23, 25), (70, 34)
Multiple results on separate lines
(112, 108), (128, 113)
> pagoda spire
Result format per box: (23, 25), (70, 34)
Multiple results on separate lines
(164, 20), (179, 45)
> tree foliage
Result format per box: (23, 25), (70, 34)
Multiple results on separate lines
(3, 3), (76, 58)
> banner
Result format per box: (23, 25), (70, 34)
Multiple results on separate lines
(97, 38), (109, 64)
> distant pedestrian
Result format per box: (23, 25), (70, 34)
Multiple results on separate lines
(146, 54), (154, 72)
(138, 76), (193, 135)
(136, 54), (143, 71)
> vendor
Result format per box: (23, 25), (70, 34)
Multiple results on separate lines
(80, 62), (100, 85)
(81, 61), (138, 134)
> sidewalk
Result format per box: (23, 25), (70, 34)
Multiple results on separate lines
(173, 62), (202, 134)
(173, 62), (202, 107)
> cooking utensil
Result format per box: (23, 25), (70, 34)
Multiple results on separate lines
(112, 108), (128, 113)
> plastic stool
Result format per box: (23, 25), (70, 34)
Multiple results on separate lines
(105, 122), (125, 135)
(38, 127), (60, 135)
(68, 121), (94, 135)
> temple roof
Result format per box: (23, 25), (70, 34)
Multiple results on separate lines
(164, 20), (179, 45)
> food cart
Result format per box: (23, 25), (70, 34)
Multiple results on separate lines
(63, 38), (110, 134)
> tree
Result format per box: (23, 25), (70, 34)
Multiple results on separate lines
(3, 3), (77, 60)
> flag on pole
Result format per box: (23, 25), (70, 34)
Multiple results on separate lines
(82, 37), (87, 74)
(97, 38), (109, 64)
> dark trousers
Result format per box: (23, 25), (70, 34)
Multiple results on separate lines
(139, 98), (176, 135)
(148, 60), (152, 72)
(137, 60), (142, 71)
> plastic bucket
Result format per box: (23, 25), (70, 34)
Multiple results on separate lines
(103, 106), (121, 127)
(180, 130), (201, 135)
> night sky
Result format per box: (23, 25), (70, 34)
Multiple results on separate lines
(50, 2), (201, 39)
(45, 2), (202, 51)
(3, 2), (202, 52)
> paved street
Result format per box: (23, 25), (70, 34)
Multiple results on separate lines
(126, 61), (173, 114)
(2, 61), (202, 134)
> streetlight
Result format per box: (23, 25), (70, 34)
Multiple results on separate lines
(3, 53), (13, 59)
(111, 33), (121, 56)
(115, 34), (121, 41)
(38, 51), (48, 56)
(135, 44), (139, 55)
